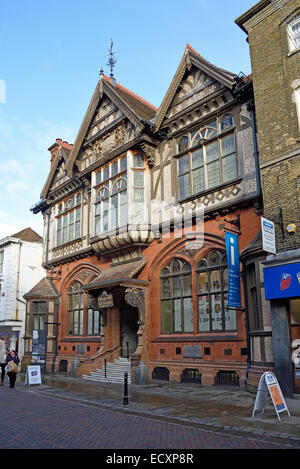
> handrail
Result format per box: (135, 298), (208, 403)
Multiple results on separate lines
(98, 345), (124, 364)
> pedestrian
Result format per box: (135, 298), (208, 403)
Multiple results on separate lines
(0, 338), (6, 386)
(6, 350), (20, 389)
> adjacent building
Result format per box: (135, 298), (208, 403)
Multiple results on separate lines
(0, 227), (44, 358)
(236, 0), (300, 396)
(24, 44), (263, 387)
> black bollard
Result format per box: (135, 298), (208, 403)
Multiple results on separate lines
(104, 358), (107, 378)
(123, 372), (129, 406)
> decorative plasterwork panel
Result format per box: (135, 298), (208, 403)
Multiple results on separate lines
(52, 240), (83, 259)
(92, 124), (125, 162)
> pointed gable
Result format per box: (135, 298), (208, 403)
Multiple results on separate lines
(155, 44), (237, 131)
(65, 74), (157, 177)
(41, 144), (73, 199)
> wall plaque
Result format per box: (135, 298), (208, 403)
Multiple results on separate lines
(98, 291), (114, 308)
(183, 345), (202, 358)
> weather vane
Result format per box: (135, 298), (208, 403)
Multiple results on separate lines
(106, 39), (118, 77)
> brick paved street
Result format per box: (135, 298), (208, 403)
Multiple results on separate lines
(0, 387), (292, 450)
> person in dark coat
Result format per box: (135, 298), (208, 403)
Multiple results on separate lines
(6, 350), (20, 389)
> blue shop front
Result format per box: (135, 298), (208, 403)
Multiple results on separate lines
(263, 258), (300, 396)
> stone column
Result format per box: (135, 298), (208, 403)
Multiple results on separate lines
(270, 300), (294, 398)
(125, 287), (150, 384)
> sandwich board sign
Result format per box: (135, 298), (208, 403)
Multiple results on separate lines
(25, 365), (42, 387)
(252, 371), (290, 421)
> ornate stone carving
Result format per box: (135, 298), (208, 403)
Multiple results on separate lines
(140, 143), (156, 167)
(93, 124), (125, 162)
(76, 270), (96, 282)
(125, 288), (145, 325)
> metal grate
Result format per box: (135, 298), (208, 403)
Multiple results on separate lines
(181, 369), (201, 384)
(152, 367), (170, 381)
(215, 370), (240, 386)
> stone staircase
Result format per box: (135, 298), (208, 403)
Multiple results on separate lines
(82, 357), (131, 384)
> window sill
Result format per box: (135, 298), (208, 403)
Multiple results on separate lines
(178, 177), (242, 204)
(53, 237), (82, 251)
(153, 333), (239, 342)
(287, 47), (300, 58)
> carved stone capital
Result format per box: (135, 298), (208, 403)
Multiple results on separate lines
(125, 288), (145, 325)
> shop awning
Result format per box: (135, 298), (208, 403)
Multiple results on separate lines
(84, 258), (148, 291)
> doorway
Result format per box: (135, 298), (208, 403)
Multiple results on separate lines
(120, 299), (139, 358)
(290, 298), (300, 394)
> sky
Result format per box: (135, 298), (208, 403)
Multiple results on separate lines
(0, 0), (256, 240)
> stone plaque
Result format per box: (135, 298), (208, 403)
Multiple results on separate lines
(183, 345), (202, 358)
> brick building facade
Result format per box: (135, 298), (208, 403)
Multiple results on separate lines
(23, 45), (263, 387)
(236, 0), (300, 396)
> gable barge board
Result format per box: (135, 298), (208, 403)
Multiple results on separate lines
(161, 91), (236, 129)
(164, 99), (238, 139)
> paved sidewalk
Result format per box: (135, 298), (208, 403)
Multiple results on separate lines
(14, 373), (300, 447)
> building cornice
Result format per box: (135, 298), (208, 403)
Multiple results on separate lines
(235, 0), (289, 33)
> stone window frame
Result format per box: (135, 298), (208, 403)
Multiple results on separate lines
(175, 114), (238, 201)
(287, 15), (300, 53)
(56, 191), (82, 247)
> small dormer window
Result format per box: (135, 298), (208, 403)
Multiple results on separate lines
(288, 16), (300, 52)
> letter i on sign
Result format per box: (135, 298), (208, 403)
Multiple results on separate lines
(230, 237), (235, 266)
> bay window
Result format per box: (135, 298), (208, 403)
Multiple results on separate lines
(56, 193), (81, 246)
(177, 115), (237, 199)
(94, 156), (127, 235)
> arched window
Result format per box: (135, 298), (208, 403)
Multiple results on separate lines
(197, 251), (236, 332)
(67, 280), (102, 336)
(68, 281), (84, 335)
(160, 259), (193, 333)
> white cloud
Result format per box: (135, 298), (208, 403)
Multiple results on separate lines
(0, 110), (76, 240)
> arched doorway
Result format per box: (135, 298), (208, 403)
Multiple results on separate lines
(119, 298), (139, 358)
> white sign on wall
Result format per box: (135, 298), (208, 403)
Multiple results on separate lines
(25, 365), (42, 387)
(261, 217), (276, 254)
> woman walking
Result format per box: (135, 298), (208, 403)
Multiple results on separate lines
(6, 350), (20, 389)
(0, 338), (6, 386)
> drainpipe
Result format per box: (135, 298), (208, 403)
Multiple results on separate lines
(247, 99), (261, 197)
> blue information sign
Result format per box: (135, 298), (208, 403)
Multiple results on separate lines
(225, 231), (241, 307)
(263, 262), (300, 300)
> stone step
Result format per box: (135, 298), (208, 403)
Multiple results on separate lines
(82, 356), (132, 384)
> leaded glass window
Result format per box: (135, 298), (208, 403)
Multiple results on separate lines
(56, 192), (82, 246)
(177, 115), (237, 199)
(160, 259), (193, 333)
(67, 281), (84, 335)
(197, 251), (236, 332)
(94, 156), (127, 235)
